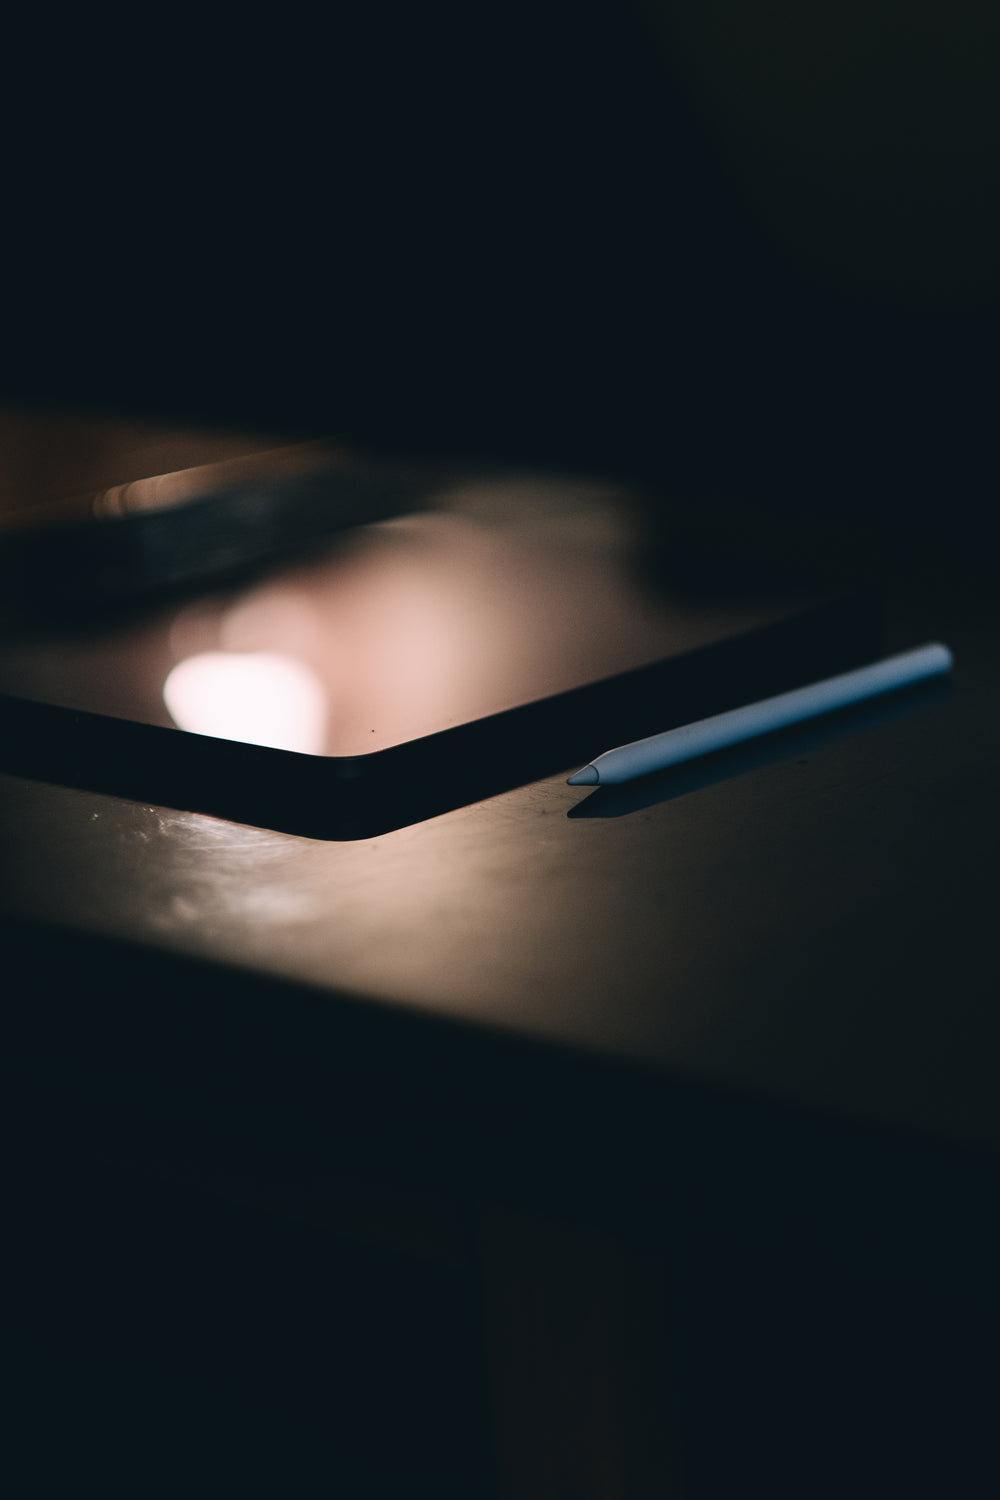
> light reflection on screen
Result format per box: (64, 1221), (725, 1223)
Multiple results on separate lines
(163, 651), (327, 754)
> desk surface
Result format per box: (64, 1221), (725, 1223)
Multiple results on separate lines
(2, 566), (998, 1159)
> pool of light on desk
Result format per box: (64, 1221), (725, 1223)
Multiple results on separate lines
(163, 651), (328, 754)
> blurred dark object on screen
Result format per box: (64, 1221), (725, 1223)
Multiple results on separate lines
(0, 447), (451, 632)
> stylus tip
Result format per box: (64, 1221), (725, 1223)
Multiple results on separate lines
(567, 766), (599, 786)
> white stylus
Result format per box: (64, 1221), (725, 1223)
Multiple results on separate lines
(567, 641), (952, 787)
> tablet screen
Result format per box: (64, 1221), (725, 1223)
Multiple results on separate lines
(0, 475), (801, 761)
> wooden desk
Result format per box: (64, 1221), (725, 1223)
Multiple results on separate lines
(3, 565), (998, 1498)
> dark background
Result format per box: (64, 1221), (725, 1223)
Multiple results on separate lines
(3, 2), (998, 530)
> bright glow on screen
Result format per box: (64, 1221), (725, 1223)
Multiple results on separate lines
(163, 651), (327, 754)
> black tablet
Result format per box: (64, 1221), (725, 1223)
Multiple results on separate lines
(0, 476), (880, 838)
